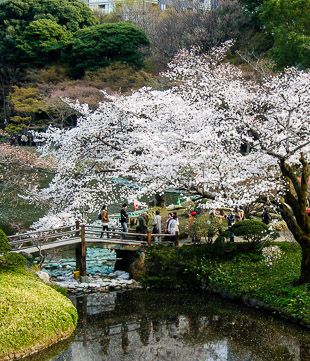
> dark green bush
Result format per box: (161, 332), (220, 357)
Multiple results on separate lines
(0, 229), (26, 269)
(1, 253), (27, 269)
(216, 219), (279, 248)
(0, 229), (11, 253)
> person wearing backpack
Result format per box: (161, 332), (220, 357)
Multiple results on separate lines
(100, 205), (110, 238)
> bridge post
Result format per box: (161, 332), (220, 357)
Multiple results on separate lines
(79, 224), (87, 281)
(147, 230), (151, 248)
(175, 231), (179, 248)
(75, 220), (80, 237)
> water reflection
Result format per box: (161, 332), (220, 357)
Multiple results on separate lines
(26, 290), (310, 361)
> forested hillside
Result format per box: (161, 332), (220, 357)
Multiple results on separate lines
(0, 0), (309, 133)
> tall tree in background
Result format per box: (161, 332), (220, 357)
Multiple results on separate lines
(0, 0), (97, 67)
(67, 23), (150, 77)
(114, 0), (247, 62)
(259, 0), (310, 68)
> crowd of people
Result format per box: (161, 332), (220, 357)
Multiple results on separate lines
(98, 202), (309, 243)
(99, 204), (181, 242)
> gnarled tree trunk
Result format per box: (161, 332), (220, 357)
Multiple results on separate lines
(155, 193), (166, 208)
(279, 154), (310, 283)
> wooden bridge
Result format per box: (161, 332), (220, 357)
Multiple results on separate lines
(7, 222), (179, 278)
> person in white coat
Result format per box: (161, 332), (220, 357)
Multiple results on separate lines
(169, 213), (179, 242)
(152, 210), (162, 242)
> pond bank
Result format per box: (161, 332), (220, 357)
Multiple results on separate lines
(140, 241), (310, 329)
(0, 268), (77, 361)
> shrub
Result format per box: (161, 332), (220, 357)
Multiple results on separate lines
(190, 214), (227, 243)
(216, 219), (279, 249)
(84, 62), (155, 92)
(1, 253), (27, 269)
(0, 229), (11, 253)
(0, 229), (26, 269)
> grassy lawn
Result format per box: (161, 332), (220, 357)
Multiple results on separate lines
(0, 268), (77, 360)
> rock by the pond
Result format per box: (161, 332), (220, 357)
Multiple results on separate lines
(54, 275), (140, 294)
(57, 276), (67, 281)
(36, 271), (50, 283)
(108, 272), (118, 279)
(118, 273), (130, 280)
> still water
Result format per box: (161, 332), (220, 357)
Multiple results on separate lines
(26, 290), (310, 361)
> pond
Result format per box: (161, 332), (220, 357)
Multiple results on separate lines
(25, 289), (310, 361)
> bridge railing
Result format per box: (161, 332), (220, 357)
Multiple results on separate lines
(7, 222), (179, 252)
(84, 224), (179, 248)
(7, 225), (78, 251)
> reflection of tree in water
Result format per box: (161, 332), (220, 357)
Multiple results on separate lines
(138, 316), (151, 346)
(100, 327), (110, 355)
(34, 290), (310, 361)
(121, 322), (129, 354)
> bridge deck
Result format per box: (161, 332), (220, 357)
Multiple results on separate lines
(13, 237), (149, 254)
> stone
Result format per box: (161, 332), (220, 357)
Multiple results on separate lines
(115, 270), (125, 275)
(241, 294), (249, 305)
(249, 298), (259, 308)
(108, 273), (117, 279)
(129, 252), (146, 281)
(80, 276), (88, 283)
(57, 276), (66, 281)
(118, 273), (130, 280)
(36, 271), (50, 283)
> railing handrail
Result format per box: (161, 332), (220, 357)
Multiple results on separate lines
(8, 230), (77, 245)
(7, 225), (76, 239)
(8, 223), (179, 251)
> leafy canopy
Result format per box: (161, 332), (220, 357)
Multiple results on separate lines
(16, 19), (68, 66)
(259, 0), (310, 68)
(0, 0), (98, 66)
(68, 22), (150, 77)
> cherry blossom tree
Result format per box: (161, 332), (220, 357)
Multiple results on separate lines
(163, 45), (310, 282)
(31, 42), (310, 282)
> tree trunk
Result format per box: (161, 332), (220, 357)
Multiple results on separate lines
(280, 203), (310, 283)
(298, 242), (310, 283)
(155, 193), (166, 208)
(279, 155), (310, 283)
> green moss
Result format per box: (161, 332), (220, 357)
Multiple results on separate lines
(0, 268), (77, 359)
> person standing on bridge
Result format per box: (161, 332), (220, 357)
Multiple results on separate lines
(120, 203), (129, 240)
(100, 205), (110, 238)
(152, 210), (161, 242)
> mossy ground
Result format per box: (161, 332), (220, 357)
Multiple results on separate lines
(0, 268), (77, 360)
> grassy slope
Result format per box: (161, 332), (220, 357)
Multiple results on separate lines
(0, 268), (77, 360)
